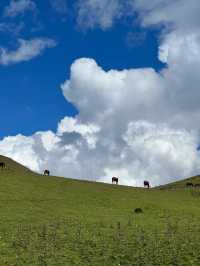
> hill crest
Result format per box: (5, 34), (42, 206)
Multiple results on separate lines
(0, 154), (33, 174)
(1, 154), (200, 189)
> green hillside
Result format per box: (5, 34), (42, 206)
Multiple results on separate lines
(1, 155), (200, 265)
(159, 175), (200, 189)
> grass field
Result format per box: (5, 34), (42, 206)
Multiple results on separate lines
(1, 155), (200, 265)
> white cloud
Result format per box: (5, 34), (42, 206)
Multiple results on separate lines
(0, 116), (199, 187)
(0, 38), (57, 66)
(4, 0), (37, 17)
(159, 32), (200, 65)
(120, 121), (200, 186)
(0, 134), (41, 171)
(62, 58), (165, 125)
(60, 57), (200, 186)
(0, 118), (99, 179)
(58, 117), (100, 149)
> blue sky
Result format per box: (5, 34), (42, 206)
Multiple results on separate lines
(0, 0), (164, 138)
(1, 0), (200, 186)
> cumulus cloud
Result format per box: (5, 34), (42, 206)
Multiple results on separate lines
(120, 121), (200, 186)
(100, 122), (200, 186)
(0, 134), (41, 171)
(0, 38), (57, 66)
(0, 118), (100, 180)
(1, 0), (200, 186)
(58, 117), (100, 149)
(60, 57), (200, 185)
(62, 58), (165, 124)
(4, 0), (37, 18)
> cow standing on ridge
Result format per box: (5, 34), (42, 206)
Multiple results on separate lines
(44, 170), (50, 176)
(112, 177), (119, 185)
(186, 182), (193, 188)
(0, 162), (5, 169)
(144, 180), (150, 188)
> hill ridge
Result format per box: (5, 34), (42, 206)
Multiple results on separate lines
(0, 154), (34, 174)
(1, 154), (200, 189)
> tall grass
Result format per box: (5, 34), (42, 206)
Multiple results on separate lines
(0, 216), (200, 265)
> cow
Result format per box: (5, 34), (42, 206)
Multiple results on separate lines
(134, 208), (143, 214)
(194, 183), (200, 188)
(144, 180), (150, 189)
(112, 177), (118, 185)
(0, 162), (5, 169)
(44, 170), (50, 176)
(186, 182), (193, 188)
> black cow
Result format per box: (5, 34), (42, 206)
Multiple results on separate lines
(144, 180), (150, 188)
(0, 162), (5, 169)
(134, 208), (143, 214)
(44, 170), (50, 176)
(112, 177), (118, 185)
(186, 182), (193, 188)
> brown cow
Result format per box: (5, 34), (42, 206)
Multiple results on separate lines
(112, 177), (118, 185)
(186, 182), (193, 188)
(0, 162), (5, 169)
(144, 180), (150, 188)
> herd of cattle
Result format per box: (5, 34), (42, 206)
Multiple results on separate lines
(1, 161), (200, 188)
(112, 177), (151, 188)
(186, 182), (200, 188)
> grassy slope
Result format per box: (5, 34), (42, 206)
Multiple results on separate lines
(159, 175), (200, 189)
(1, 155), (200, 265)
(0, 155), (199, 226)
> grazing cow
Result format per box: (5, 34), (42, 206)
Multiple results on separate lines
(0, 162), (5, 169)
(144, 180), (150, 189)
(134, 208), (143, 214)
(194, 183), (200, 188)
(186, 182), (193, 188)
(112, 177), (118, 185)
(44, 170), (50, 176)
